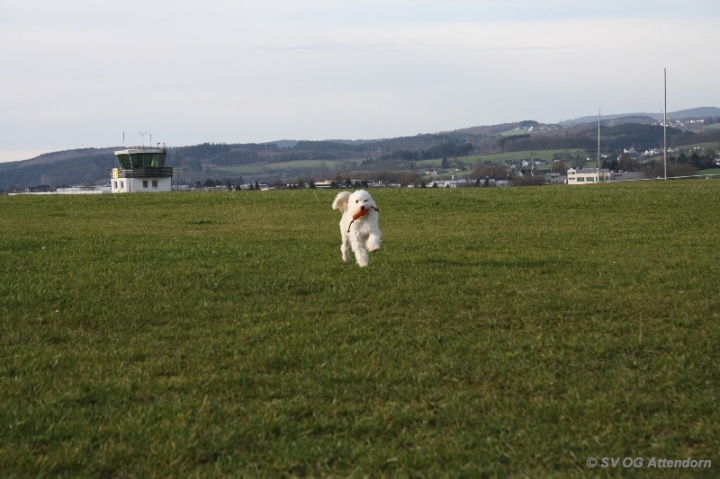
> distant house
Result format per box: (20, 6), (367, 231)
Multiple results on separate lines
(428, 179), (469, 188)
(567, 168), (645, 184)
(567, 168), (612, 184)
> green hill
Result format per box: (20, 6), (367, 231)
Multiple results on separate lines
(3, 109), (720, 191)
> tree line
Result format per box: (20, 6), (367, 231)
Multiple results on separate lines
(384, 143), (474, 161)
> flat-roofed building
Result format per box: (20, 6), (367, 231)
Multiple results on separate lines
(111, 147), (173, 193)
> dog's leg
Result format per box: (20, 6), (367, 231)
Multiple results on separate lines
(341, 237), (351, 262)
(340, 226), (351, 262)
(367, 233), (381, 253)
(351, 234), (369, 267)
(354, 247), (369, 267)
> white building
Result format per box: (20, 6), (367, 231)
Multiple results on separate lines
(567, 168), (613, 184)
(111, 148), (173, 193)
(567, 168), (645, 185)
(57, 185), (111, 194)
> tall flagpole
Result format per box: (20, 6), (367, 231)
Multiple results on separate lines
(598, 109), (601, 181)
(663, 68), (668, 180)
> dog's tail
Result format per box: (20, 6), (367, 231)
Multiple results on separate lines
(332, 191), (351, 212)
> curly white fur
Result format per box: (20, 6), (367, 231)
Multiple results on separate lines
(332, 189), (381, 267)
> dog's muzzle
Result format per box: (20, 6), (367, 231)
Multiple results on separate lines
(347, 206), (379, 233)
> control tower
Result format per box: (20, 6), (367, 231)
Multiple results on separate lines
(111, 147), (173, 193)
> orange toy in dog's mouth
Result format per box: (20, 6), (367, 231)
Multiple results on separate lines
(352, 208), (370, 221)
(347, 206), (379, 233)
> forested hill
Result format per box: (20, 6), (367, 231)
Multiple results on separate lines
(497, 123), (717, 153)
(559, 106), (720, 127)
(2, 110), (720, 191)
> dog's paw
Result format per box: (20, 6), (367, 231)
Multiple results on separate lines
(367, 237), (381, 253)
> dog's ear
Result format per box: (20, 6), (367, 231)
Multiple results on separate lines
(332, 191), (351, 211)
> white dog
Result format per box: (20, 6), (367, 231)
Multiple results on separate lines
(332, 189), (381, 267)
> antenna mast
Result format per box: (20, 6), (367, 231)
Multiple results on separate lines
(598, 109), (601, 178)
(663, 68), (668, 180)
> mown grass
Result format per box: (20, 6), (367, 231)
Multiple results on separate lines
(1, 182), (719, 477)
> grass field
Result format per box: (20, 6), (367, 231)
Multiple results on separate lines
(1, 182), (719, 477)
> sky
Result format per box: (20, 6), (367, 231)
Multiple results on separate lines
(1, 0), (718, 163)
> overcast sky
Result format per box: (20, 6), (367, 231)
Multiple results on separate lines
(1, 0), (718, 162)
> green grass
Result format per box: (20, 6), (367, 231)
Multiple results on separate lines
(2, 182), (719, 477)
